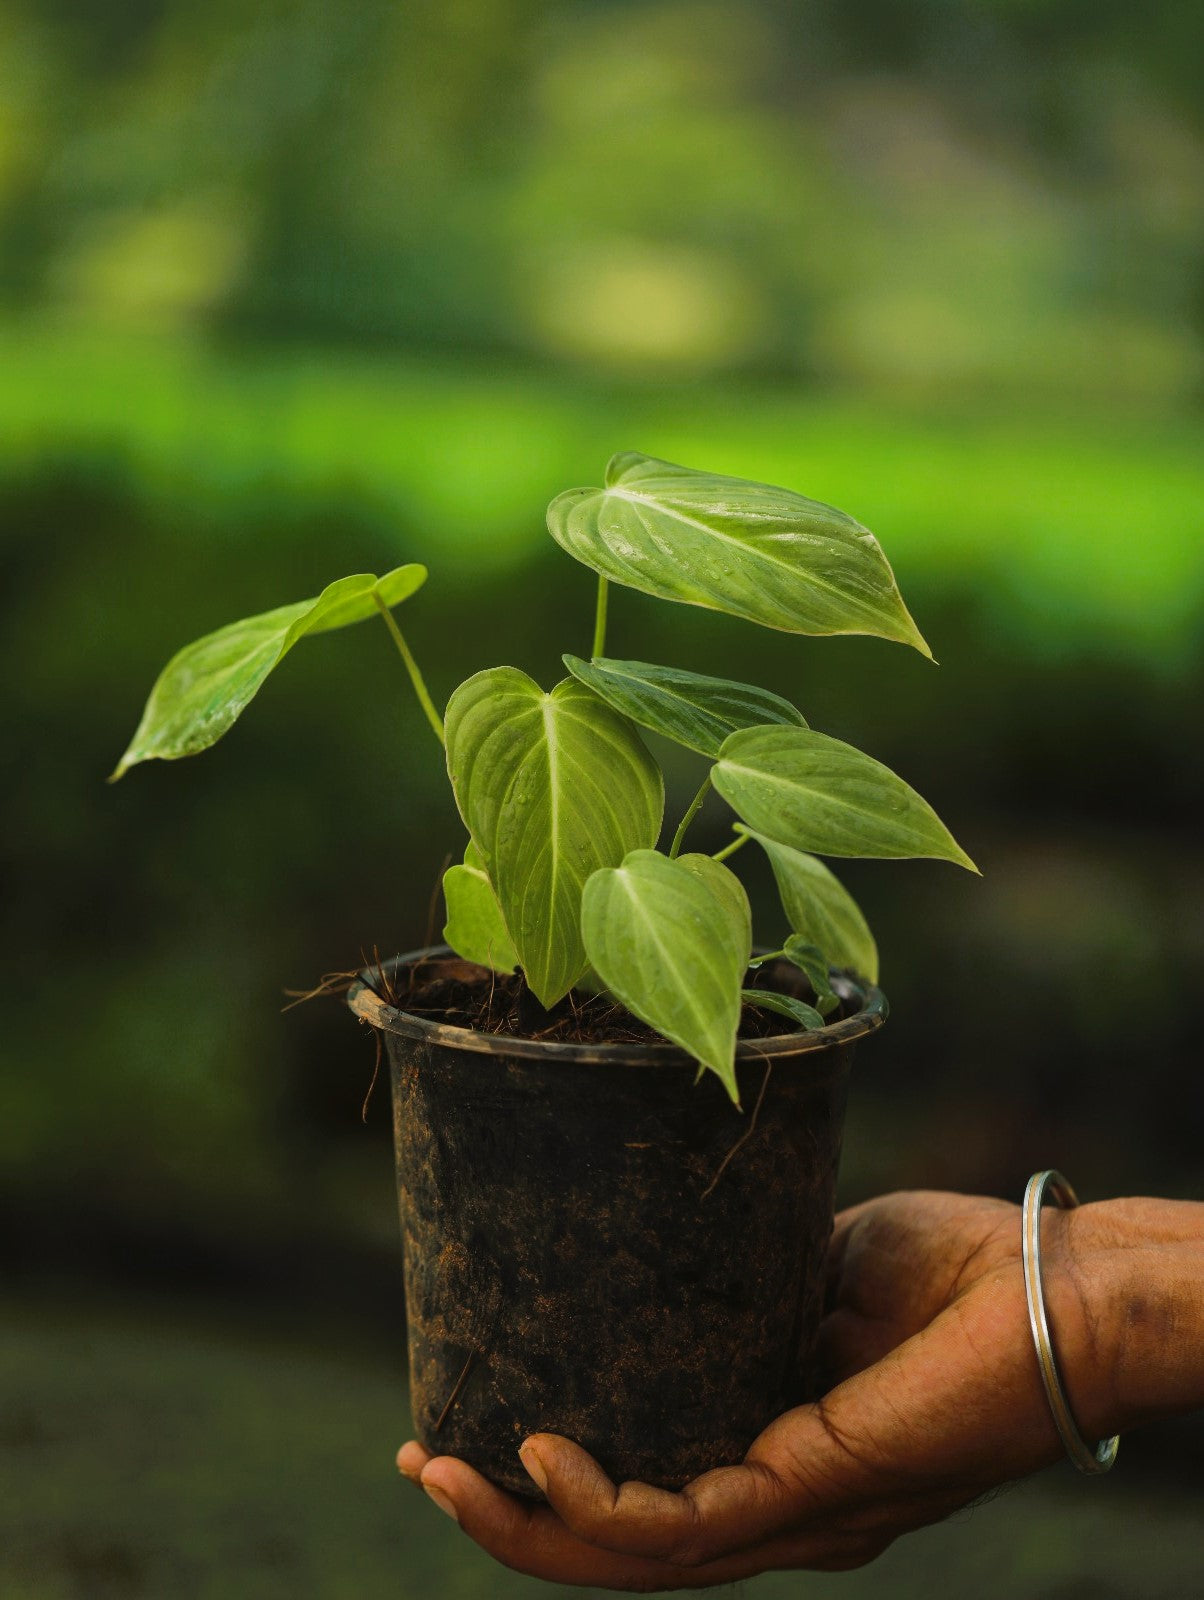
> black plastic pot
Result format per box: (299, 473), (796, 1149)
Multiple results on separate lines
(348, 946), (886, 1496)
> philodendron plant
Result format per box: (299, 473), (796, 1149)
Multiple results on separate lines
(114, 452), (977, 1103)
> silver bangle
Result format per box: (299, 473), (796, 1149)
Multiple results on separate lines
(1021, 1169), (1119, 1475)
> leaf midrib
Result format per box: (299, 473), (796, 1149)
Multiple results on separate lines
(541, 695), (565, 981)
(718, 754), (926, 840)
(587, 664), (728, 744)
(616, 870), (729, 1067)
(606, 486), (888, 619)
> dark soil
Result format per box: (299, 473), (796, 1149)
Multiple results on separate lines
(367, 952), (841, 1046)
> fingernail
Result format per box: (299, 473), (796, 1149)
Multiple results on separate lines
(423, 1483), (459, 1522)
(519, 1442), (548, 1494)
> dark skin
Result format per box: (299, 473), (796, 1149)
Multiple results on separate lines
(397, 1190), (1204, 1590)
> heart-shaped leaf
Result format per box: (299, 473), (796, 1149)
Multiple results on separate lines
(739, 826), (880, 983)
(713, 727), (978, 872)
(442, 841), (519, 974)
(562, 654), (806, 757)
(547, 452), (930, 654)
(111, 564), (428, 779)
(445, 670), (664, 1007)
(581, 850), (752, 1103)
(741, 990), (826, 1031)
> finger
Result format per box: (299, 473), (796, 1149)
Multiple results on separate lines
(825, 1199), (877, 1305)
(831, 1198), (877, 1244)
(419, 1453), (758, 1587)
(519, 1432), (817, 1566)
(419, 1453), (864, 1587)
(397, 1439), (433, 1485)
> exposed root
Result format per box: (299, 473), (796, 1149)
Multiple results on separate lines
(434, 1350), (478, 1432)
(361, 1026), (384, 1123)
(280, 969), (359, 1011)
(363, 944), (403, 1007)
(701, 1060), (773, 1200)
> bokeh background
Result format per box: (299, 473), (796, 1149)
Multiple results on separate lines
(3, 2), (1202, 1596)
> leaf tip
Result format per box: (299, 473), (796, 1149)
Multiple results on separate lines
(953, 844), (982, 875)
(908, 624), (936, 661)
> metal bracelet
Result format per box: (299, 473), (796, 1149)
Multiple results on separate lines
(1021, 1169), (1120, 1475)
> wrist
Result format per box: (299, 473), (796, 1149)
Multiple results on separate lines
(1052, 1198), (1204, 1439)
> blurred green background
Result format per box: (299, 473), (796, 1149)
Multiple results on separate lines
(3, 1), (1202, 1596)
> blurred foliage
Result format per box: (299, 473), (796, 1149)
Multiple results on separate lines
(4, 321), (1204, 658)
(1, 0), (1202, 394)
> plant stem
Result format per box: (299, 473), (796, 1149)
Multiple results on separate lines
(668, 774), (712, 859)
(712, 832), (750, 864)
(748, 947), (787, 969)
(592, 576), (609, 658)
(373, 594), (445, 746)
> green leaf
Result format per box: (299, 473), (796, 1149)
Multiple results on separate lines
(741, 990), (826, 1031)
(737, 827), (880, 983)
(562, 654), (806, 757)
(442, 841), (519, 974)
(547, 452), (930, 654)
(444, 670), (664, 1008)
(581, 850), (752, 1103)
(713, 727), (978, 872)
(111, 565), (428, 779)
(781, 939), (840, 1015)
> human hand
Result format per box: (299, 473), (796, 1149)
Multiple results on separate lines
(398, 1190), (1203, 1589)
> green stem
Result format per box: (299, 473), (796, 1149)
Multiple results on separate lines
(668, 774), (712, 860)
(373, 594), (445, 746)
(712, 832), (750, 864)
(592, 576), (609, 658)
(748, 947), (787, 969)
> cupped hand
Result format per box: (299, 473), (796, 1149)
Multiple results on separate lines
(396, 1190), (1125, 1589)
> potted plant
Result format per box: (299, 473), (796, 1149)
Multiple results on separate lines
(113, 451), (975, 1496)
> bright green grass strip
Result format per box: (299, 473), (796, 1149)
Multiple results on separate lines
(3, 316), (1202, 660)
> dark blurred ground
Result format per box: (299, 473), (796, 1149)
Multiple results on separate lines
(2, 1), (1203, 1594)
(4, 1291), (1204, 1600)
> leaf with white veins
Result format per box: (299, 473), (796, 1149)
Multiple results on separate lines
(713, 727), (977, 872)
(547, 452), (930, 652)
(736, 826), (880, 982)
(562, 654), (806, 757)
(112, 564), (427, 778)
(445, 670), (663, 1007)
(581, 850), (751, 1102)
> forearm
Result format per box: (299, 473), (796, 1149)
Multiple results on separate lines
(1061, 1197), (1204, 1438)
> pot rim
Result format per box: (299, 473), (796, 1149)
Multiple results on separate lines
(347, 945), (887, 1066)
